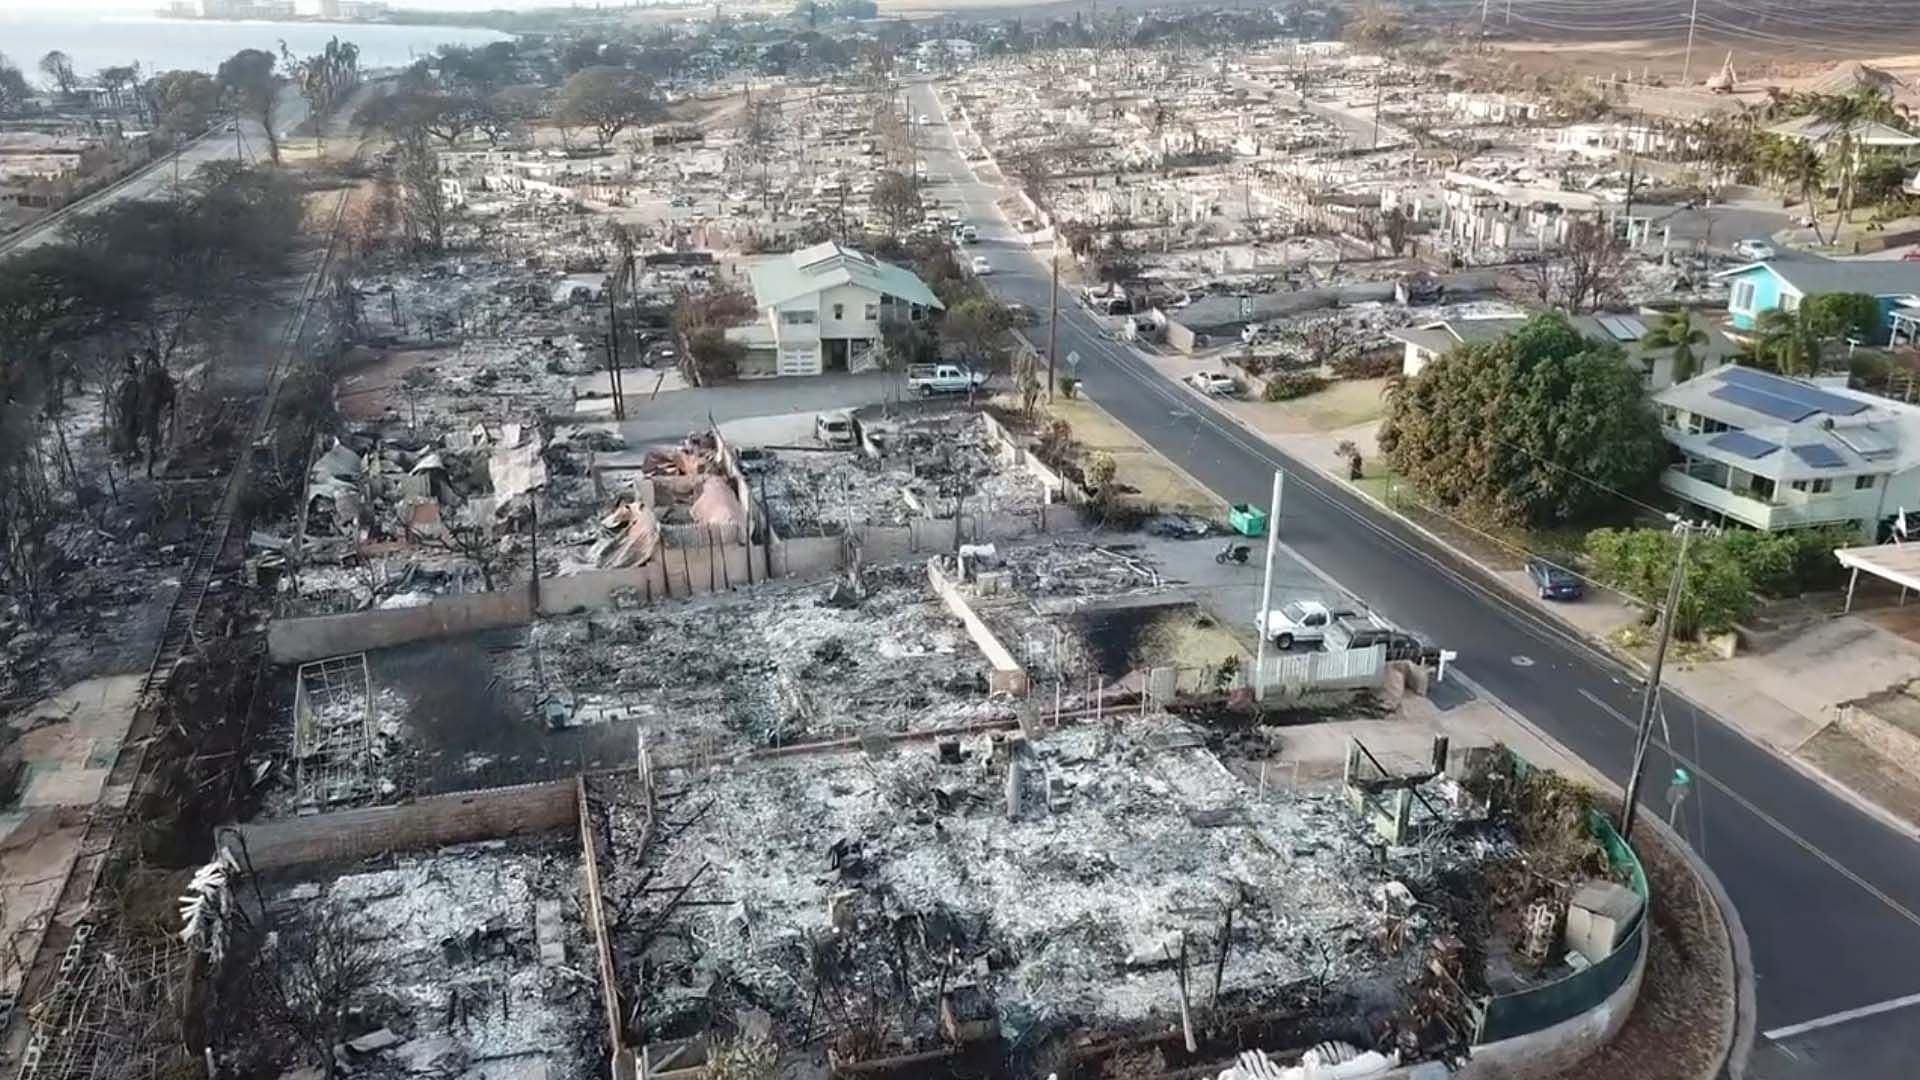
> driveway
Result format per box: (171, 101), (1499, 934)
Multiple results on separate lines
(612, 371), (906, 446)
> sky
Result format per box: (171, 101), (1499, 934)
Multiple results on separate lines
(3, 0), (560, 11)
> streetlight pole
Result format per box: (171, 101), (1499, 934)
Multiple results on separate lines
(1046, 232), (1060, 400)
(1253, 470), (1284, 701)
(1621, 520), (1696, 841)
(1682, 0), (1703, 87)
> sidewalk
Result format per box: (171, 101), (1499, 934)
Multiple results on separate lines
(1136, 349), (1920, 836)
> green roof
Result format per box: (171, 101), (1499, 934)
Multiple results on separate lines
(749, 242), (944, 311)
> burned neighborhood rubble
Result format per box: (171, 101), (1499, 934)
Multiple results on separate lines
(588, 716), (1636, 1078)
(211, 836), (603, 1080)
(759, 410), (1053, 534)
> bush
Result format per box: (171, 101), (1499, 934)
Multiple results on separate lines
(1060, 375), (1081, 399)
(1585, 523), (1858, 635)
(1586, 527), (1753, 637)
(1263, 373), (1327, 401)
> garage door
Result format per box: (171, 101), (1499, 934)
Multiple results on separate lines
(777, 345), (821, 377)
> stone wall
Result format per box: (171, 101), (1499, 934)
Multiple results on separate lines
(232, 780), (578, 870)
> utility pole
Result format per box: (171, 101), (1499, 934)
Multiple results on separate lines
(1253, 470), (1284, 701)
(1046, 232), (1060, 400)
(1480, 0), (1490, 35)
(1682, 0), (1703, 87)
(1621, 520), (1696, 841)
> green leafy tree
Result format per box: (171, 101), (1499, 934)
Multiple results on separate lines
(870, 169), (923, 234)
(217, 48), (281, 163)
(1803, 292), (1882, 341)
(0, 54), (34, 118)
(1748, 307), (1825, 376)
(1585, 528), (1753, 638)
(557, 66), (660, 148)
(38, 50), (75, 98)
(147, 70), (220, 139)
(1379, 313), (1662, 525)
(1641, 309), (1708, 384)
(938, 296), (1012, 372)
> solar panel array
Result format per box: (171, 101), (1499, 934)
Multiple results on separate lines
(1597, 315), (1647, 342)
(1717, 366), (1868, 417)
(1792, 444), (1847, 469)
(1833, 425), (1898, 459)
(1709, 431), (1781, 459)
(1710, 384), (1817, 422)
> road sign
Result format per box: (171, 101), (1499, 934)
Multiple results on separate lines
(1065, 350), (1080, 370)
(1239, 295), (1253, 319)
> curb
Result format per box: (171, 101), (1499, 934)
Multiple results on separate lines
(1456, 671), (1751, 1080)
(1174, 368), (1920, 845)
(1137, 366), (1758, 1078)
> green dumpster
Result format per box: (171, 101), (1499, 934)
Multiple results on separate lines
(1229, 503), (1267, 537)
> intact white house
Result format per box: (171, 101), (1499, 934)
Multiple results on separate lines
(1387, 311), (1739, 390)
(1655, 365), (1920, 540)
(732, 242), (943, 379)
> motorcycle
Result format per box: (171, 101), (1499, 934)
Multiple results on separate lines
(1215, 542), (1251, 566)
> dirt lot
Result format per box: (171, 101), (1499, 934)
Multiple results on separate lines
(1044, 396), (1222, 512)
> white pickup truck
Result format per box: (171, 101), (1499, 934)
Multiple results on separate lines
(906, 363), (988, 396)
(1257, 599), (1360, 649)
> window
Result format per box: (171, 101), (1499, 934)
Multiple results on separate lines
(782, 310), (816, 326)
(1791, 479), (1833, 494)
(832, 303), (845, 320)
(1662, 407), (1679, 428)
(1749, 476), (1776, 500)
(1857, 475), (1878, 490)
(864, 303), (879, 321)
(1731, 281), (1756, 312)
(1782, 292), (1802, 313)
(1700, 417), (1731, 435)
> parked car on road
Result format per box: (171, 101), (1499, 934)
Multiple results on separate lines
(1733, 238), (1776, 260)
(1525, 556), (1584, 601)
(970, 255), (993, 275)
(1186, 372), (1240, 396)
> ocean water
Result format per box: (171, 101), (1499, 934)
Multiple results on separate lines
(0, 12), (514, 78)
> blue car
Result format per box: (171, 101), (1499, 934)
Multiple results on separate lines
(1526, 556), (1584, 601)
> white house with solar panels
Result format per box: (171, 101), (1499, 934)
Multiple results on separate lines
(1389, 311), (1740, 390)
(1653, 366), (1920, 539)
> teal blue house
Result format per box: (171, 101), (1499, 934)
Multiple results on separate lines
(1714, 253), (1920, 343)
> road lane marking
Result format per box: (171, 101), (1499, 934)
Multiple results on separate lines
(1575, 688), (1920, 932)
(1763, 991), (1920, 1041)
(1022, 282), (1920, 930)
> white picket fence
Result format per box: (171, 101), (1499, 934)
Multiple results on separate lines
(1254, 644), (1387, 695)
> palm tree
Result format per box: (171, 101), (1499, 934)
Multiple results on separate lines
(1812, 87), (1893, 234)
(1752, 308), (1824, 376)
(1642, 310), (1709, 383)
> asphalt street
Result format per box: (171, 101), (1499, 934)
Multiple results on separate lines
(909, 80), (1920, 1075)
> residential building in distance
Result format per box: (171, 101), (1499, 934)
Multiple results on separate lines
(732, 241), (942, 378)
(1716, 252), (1920, 336)
(1655, 365), (1920, 539)
(1389, 310), (1739, 390)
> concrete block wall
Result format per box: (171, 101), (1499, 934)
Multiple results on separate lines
(233, 779), (578, 870)
(1838, 702), (1920, 779)
(927, 558), (1029, 696)
(268, 589), (533, 664)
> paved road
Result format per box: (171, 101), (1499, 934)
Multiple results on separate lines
(2, 121), (271, 255)
(911, 79), (1920, 1075)
(2, 95), (301, 255)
